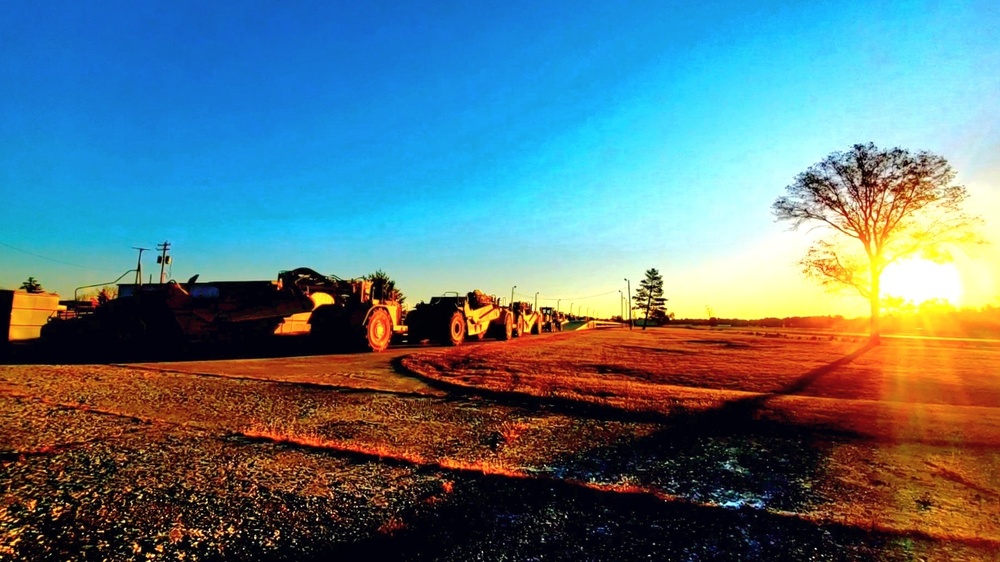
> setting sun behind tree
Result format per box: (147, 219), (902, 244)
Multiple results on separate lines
(773, 142), (984, 344)
(880, 258), (963, 307)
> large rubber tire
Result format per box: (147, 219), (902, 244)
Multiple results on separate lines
(447, 312), (465, 346)
(404, 309), (423, 343)
(498, 314), (513, 341)
(366, 308), (393, 352)
(513, 318), (523, 338)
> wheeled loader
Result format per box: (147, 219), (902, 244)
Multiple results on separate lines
(274, 267), (406, 352)
(510, 301), (542, 337)
(539, 306), (564, 332)
(406, 290), (514, 346)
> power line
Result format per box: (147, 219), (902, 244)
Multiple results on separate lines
(0, 240), (102, 270)
(520, 289), (623, 301)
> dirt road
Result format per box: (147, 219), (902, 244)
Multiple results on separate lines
(127, 344), (446, 396)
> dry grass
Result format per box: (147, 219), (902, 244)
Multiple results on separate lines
(377, 516), (407, 536)
(240, 419), (430, 465)
(238, 419), (531, 479)
(399, 327), (1000, 547)
(402, 329), (1000, 444)
(241, 420), (331, 449)
(404, 328), (1000, 402)
(498, 420), (529, 443)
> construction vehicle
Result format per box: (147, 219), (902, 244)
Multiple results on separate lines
(273, 267), (405, 352)
(539, 306), (564, 332)
(406, 290), (513, 346)
(40, 267), (406, 354)
(510, 301), (542, 337)
(41, 274), (315, 353)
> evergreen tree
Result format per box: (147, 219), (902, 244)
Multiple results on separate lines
(19, 276), (43, 293)
(365, 270), (405, 306)
(632, 268), (667, 329)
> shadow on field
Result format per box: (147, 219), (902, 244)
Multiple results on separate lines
(333, 471), (904, 561)
(392, 342), (877, 428)
(383, 344), (903, 559)
(547, 343), (879, 506)
(767, 340), (878, 397)
(655, 340), (878, 436)
(390, 355), (675, 424)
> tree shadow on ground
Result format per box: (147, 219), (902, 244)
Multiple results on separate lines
(329, 470), (912, 561)
(531, 342), (879, 513)
(537, 342), (878, 517)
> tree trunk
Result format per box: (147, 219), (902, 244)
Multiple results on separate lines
(643, 292), (653, 330)
(869, 264), (881, 345)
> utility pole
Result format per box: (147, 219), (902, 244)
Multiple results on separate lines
(619, 290), (623, 323)
(132, 247), (149, 285)
(510, 285), (516, 307)
(156, 240), (172, 283)
(624, 278), (632, 330)
(534, 292), (539, 310)
(557, 299), (561, 314)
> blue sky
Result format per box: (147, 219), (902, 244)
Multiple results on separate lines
(2, 0), (998, 318)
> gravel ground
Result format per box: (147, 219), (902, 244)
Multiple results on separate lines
(0, 402), (915, 562)
(1, 395), (444, 561)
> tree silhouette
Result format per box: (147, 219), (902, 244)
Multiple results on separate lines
(19, 276), (43, 293)
(96, 286), (117, 306)
(632, 268), (667, 329)
(773, 142), (983, 343)
(365, 270), (405, 306)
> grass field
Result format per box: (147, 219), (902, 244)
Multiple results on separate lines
(1, 327), (998, 560)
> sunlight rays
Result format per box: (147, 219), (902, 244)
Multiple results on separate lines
(881, 259), (963, 306)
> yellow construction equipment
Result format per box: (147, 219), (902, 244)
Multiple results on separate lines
(510, 301), (542, 337)
(406, 290), (513, 346)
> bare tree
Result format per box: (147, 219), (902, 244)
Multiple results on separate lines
(773, 142), (983, 343)
(96, 286), (118, 306)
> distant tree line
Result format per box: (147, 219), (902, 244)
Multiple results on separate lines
(676, 305), (1000, 338)
(678, 315), (849, 329)
(879, 302), (1000, 339)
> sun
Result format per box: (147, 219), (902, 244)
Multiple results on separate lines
(881, 258), (963, 305)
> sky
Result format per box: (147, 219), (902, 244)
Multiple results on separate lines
(2, 0), (999, 319)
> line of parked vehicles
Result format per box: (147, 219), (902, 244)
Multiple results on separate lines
(41, 266), (567, 353)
